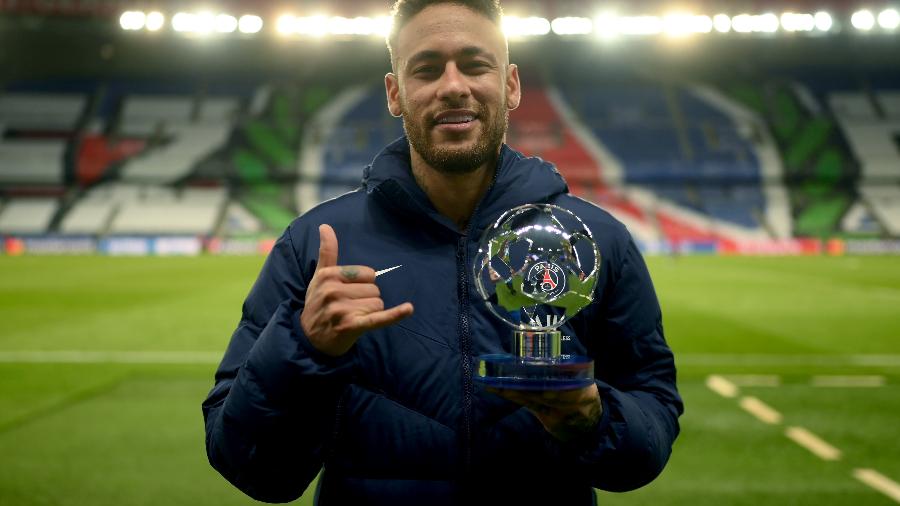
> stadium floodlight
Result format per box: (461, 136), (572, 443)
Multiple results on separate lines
(276, 14), (296, 35)
(814, 11), (834, 32)
(878, 8), (900, 30)
(145, 11), (165, 31)
(216, 14), (238, 33)
(663, 14), (713, 36)
(120, 11), (146, 31)
(326, 16), (390, 36)
(780, 12), (816, 32)
(195, 12), (216, 34)
(619, 15), (663, 35)
(756, 13), (779, 33)
(851, 10), (876, 31)
(372, 16), (393, 37)
(713, 14), (731, 33)
(238, 15), (263, 34)
(593, 12), (620, 39)
(296, 16), (330, 37)
(172, 12), (195, 32)
(551, 17), (593, 35)
(502, 16), (552, 37)
(731, 13), (753, 33)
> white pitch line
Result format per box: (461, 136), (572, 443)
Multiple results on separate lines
(727, 374), (781, 387)
(706, 374), (739, 398)
(0, 351), (221, 364)
(785, 426), (842, 461)
(739, 396), (783, 425)
(680, 354), (900, 367)
(854, 469), (900, 503)
(811, 375), (886, 388)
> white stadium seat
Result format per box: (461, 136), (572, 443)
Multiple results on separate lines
(59, 202), (115, 235)
(0, 140), (66, 184)
(0, 93), (86, 130)
(0, 198), (58, 234)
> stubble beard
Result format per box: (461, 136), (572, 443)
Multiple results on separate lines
(401, 99), (508, 175)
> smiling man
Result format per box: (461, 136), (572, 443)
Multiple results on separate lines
(203, 1), (682, 505)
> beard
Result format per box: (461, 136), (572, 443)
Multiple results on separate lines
(401, 99), (508, 175)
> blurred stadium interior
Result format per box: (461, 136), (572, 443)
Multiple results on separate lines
(1, 0), (900, 256)
(2, 3), (900, 506)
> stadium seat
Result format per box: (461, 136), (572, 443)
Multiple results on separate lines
(0, 141), (66, 184)
(0, 198), (58, 234)
(0, 93), (86, 130)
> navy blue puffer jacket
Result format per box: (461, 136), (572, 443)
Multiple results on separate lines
(202, 137), (683, 505)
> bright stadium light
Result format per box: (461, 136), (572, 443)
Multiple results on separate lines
(145, 11), (165, 31)
(172, 12), (196, 32)
(296, 16), (330, 37)
(372, 16), (393, 37)
(216, 14), (238, 33)
(594, 12), (620, 39)
(276, 14), (296, 35)
(325, 16), (390, 36)
(238, 15), (263, 34)
(732, 13), (753, 33)
(851, 9), (876, 31)
(663, 14), (713, 36)
(878, 8), (900, 30)
(195, 12), (216, 34)
(814, 11), (834, 32)
(120, 11), (146, 31)
(619, 16), (663, 35)
(780, 12), (816, 32)
(502, 16), (551, 37)
(713, 14), (731, 33)
(551, 17), (593, 35)
(757, 13), (779, 33)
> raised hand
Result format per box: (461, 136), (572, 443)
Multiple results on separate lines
(300, 224), (414, 357)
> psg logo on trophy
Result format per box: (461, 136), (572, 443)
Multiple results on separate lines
(473, 204), (600, 390)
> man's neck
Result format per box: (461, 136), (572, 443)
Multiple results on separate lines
(410, 149), (497, 232)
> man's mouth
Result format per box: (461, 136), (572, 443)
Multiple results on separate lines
(436, 114), (476, 125)
(433, 110), (478, 133)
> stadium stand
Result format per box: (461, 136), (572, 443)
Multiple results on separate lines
(726, 79), (859, 237)
(0, 198), (58, 234)
(3, 72), (896, 244)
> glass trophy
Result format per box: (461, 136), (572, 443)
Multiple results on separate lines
(473, 204), (600, 391)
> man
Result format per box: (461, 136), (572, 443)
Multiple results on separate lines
(202, 1), (682, 504)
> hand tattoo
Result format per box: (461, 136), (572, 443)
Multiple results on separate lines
(340, 267), (359, 280)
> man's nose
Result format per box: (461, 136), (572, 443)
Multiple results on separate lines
(436, 62), (470, 102)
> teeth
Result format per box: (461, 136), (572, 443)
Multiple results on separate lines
(438, 115), (474, 124)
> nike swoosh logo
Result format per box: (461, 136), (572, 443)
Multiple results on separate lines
(374, 265), (402, 278)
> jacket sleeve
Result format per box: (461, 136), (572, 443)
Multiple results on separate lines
(201, 226), (356, 503)
(564, 233), (683, 492)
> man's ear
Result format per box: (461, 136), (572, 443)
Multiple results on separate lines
(506, 64), (522, 111)
(385, 73), (402, 117)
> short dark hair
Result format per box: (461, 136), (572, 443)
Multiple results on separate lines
(386, 0), (504, 67)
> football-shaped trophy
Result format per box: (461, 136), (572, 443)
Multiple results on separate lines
(473, 204), (600, 390)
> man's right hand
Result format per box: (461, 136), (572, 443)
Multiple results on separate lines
(300, 224), (414, 357)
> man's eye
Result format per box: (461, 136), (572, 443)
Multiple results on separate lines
(414, 66), (438, 75)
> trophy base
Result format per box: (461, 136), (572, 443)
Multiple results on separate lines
(474, 353), (594, 391)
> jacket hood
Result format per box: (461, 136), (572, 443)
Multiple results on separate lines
(362, 136), (569, 235)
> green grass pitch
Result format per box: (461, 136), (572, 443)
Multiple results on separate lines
(1, 255), (899, 505)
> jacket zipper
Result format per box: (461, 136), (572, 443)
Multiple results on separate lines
(456, 236), (473, 472)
